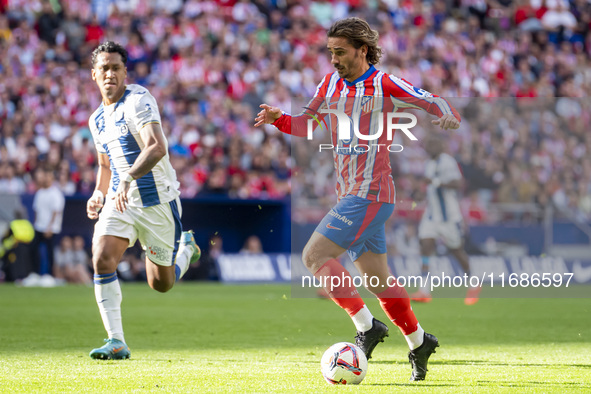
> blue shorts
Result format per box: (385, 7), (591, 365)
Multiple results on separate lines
(315, 195), (395, 262)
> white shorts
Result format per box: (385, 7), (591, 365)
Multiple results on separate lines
(418, 217), (463, 249)
(93, 197), (182, 266)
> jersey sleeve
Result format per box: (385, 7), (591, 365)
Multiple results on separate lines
(88, 115), (106, 154)
(131, 91), (162, 131)
(273, 74), (331, 137)
(384, 75), (461, 122)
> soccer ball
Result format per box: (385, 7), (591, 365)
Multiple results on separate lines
(320, 342), (368, 385)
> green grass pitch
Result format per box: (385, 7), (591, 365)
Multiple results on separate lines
(0, 283), (589, 393)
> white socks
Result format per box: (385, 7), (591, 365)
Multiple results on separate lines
(351, 305), (374, 332)
(420, 280), (432, 295)
(94, 272), (125, 343)
(174, 245), (194, 281)
(405, 323), (425, 350)
(420, 256), (432, 294)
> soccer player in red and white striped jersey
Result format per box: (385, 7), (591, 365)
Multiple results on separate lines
(255, 17), (460, 381)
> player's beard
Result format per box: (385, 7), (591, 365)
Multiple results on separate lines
(337, 51), (364, 81)
(103, 83), (124, 102)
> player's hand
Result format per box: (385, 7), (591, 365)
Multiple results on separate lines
(254, 104), (282, 127)
(113, 180), (131, 213)
(432, 114), (460, 130)
(87, 190), (104, 220)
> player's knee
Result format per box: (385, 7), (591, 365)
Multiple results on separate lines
(92, 253), (118, 273)
(302, 244), (322, 273)
(366, 283), (385, 295)
(366, 276), (391, 295)
(420, 242), (435, 256)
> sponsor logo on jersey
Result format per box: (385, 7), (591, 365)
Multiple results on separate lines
(148, 245), (170, 262)
(115, 113), (129, 136)
(328, 210), (353, 226)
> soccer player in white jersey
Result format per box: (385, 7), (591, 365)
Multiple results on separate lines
(86, 42), (201, 359)
(411, 135), (481, 305)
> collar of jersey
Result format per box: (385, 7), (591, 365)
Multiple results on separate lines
(343, 65), (377, 87)
(103, 87), (131, 115)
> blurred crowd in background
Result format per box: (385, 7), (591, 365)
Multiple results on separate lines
(0, 0), (590, 219)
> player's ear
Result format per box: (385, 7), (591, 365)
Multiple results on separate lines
(91, 68), (96, 81)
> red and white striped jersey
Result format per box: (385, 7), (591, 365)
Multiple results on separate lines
(273, 65), (460, 204)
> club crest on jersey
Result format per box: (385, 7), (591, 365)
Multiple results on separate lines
(361, 96), (383, 113)
(96, 116), (106, 134)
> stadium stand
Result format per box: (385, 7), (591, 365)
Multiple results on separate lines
(0, 0), (589, 220)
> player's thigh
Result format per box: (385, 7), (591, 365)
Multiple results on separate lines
(441, 222), (463, 249)
(313, 195), (370, 252)
(304, 195), (392, 271)
(345, 199), (394, 262)
(418, 217), (438, 239)
(92, 198), (137, 272)
(418, 218), (439, 254)
(144, 258), (175, 291)
(136, 199), (182, 268)
(92, 235), (130, 273)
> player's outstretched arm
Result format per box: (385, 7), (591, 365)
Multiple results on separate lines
(254, 103), (319, 137)
(254, 104), (282, 127)
(87, 153), (111, 219)
(384, 75), (461, 130)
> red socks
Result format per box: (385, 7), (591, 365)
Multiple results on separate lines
(314, 259), (364, 317)
(376, 278), (418, 335)
(315, 260), (419, 336)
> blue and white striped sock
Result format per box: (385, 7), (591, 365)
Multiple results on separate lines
(94, 272), (125, 343)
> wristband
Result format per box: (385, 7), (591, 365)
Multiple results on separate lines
(121, 172), (135, 184)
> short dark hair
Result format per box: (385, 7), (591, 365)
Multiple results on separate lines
(327, 17), (382, 65)
(91, 41), (128, 68)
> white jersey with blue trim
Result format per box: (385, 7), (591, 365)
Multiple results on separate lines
(424, 153), (462, 223)
(89, 84), (180, 208)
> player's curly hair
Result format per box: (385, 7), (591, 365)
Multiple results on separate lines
(327, 17), (383, 65)
(91, 41), (128, 68)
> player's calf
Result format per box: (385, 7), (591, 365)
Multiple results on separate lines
(148, 277), (174, 293)
(146, 263), (176, 293)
